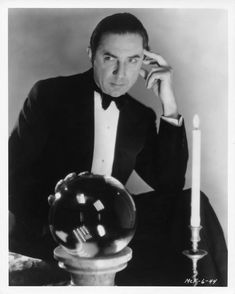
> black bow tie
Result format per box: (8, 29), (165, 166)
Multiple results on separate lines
(92, 80), (125, 110)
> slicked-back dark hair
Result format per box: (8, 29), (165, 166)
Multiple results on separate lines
(90, 13), (149, 59)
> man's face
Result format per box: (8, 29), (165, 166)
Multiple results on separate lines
(90, 33), (144, 97)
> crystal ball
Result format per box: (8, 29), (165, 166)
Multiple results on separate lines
(48, 172), (136, 258)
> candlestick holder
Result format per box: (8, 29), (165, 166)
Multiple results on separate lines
(182, 225), (207, 286)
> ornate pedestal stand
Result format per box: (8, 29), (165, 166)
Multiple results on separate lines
(54, 245), (132, 286)
(183, 226), (207, 286)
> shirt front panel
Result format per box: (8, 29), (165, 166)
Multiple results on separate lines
(91, 91), (119, 176)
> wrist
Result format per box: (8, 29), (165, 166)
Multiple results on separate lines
(163, 112), (180, 119)
(162, 103), (179, 119)
(160, 85), (178, 118)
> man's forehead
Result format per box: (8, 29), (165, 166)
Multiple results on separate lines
(98, 33), (144, 54)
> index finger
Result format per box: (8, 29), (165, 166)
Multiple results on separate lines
(144, 50), (169, 67)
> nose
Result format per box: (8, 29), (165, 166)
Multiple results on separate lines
(112, 61), (126, 78)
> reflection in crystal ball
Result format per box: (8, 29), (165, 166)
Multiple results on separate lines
(49, 172), (136, 258)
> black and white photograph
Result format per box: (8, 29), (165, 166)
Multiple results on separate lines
(1, 1), (235, 293)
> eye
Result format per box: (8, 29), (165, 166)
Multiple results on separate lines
(104, 55), (115, 62)
(129, 58), (139, 64)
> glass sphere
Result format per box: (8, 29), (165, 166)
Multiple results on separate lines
(48, 172), (136, 258)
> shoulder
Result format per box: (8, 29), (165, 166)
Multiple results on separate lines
(31, 69), (90, 94)
(27, 69), (92, 108)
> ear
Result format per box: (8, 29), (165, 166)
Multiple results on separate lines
(87, 47), (92, 62)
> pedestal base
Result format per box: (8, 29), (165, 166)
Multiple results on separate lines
(53, 246), (132, 286)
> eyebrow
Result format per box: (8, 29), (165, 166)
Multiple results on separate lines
(103, 51), (142, 59)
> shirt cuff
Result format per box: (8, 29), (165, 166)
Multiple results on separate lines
(161, 115), (183, 127)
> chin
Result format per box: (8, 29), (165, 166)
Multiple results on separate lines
(109, 87), (129, 98)
(110, 92), (124, 98)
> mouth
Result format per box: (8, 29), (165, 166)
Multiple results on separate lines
(110, 83), (126, 88)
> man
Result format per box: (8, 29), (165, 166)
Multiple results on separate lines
(9, 13), (226, 285)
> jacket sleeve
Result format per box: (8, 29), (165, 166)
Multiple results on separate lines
(134, 110), (188, 194)
(9, 80), (55, 229)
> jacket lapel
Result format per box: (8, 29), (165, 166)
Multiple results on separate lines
(112, 98), (144, 184)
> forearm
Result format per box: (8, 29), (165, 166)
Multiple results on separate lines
(135, 118), (188, 193)
(157, 118), (188, 191)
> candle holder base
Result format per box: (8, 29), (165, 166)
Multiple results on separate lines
(182, 225), (207, 286)
(183, 249), (207, 286)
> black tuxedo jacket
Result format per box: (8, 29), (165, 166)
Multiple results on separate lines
(9, 68), (188, 228)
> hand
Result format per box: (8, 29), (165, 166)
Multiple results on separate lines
(48, 172), (77, 206)
(139, 50), (179, 118)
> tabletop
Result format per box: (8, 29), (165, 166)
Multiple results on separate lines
(9, 251), (70, 286)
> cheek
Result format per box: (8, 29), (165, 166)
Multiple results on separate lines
(96, 62), (112, 75)
(128, 67), (140, 82)
(95, 64), (109, 83)
(100, 68), (112, 84)
(102, 68), (119, 86)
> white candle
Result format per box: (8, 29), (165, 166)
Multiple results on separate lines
(190, 114), (201, 227)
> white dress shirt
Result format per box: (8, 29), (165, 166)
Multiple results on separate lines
(91, 91), (119, 176)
